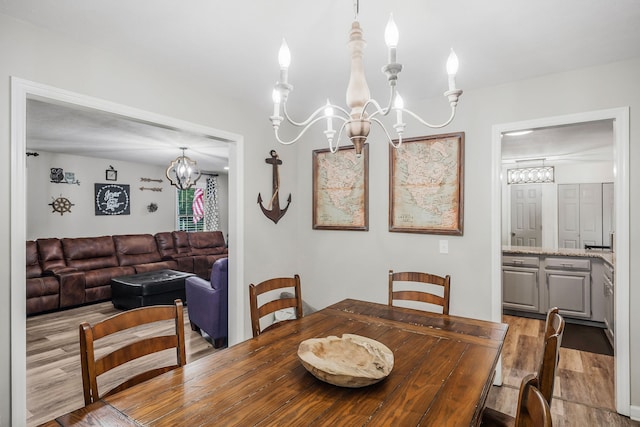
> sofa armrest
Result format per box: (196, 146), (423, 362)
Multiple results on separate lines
(57, 270), (86, 308)
(43, 266), (78, 276)
(185, 277), (222, 302)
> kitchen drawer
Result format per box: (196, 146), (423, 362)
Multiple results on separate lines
(545, 257), (590, 270)
(503, 255), (539, 268)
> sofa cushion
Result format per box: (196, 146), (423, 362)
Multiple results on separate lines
(62, 236), (119, 271)
(188, 231), (226, 255)
(26, 241), (42, 279)
(84, 266), (135, 288)
(173, 231), (191, 254)
(113, 234), (162, 266)
(26, 276), (60, 315)
(37, 238), (67, 272)
(26, 276), (59, 299)
(134, 260), (179, 274)
(155, 232), (176, 258)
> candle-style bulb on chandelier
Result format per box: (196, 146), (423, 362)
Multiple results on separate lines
(269, 0), (463, 155)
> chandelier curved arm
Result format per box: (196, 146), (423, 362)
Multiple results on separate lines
(370, 117), (402, 148)
(282, 102), (350, 127)
(273, 114), (348, 145)
(400, 105), (457, 129)
(362, 85), (397, 121)
(329, 121), (351, 153)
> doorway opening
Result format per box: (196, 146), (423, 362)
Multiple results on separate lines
(491, 108), (630, 416)
(10, 77), (246, 423)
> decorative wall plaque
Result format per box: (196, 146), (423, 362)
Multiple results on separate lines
(95, 183), (130, 215)
(105, 165), (118, 181)
(49, 196), (75, 216)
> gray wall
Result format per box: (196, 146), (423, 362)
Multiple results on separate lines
(1, 11), (639, 425)
(293, 58), (640, 414)
(26, 151), (176, 239)
(26, 151), (230, 241)
(0, 13), (298, 425)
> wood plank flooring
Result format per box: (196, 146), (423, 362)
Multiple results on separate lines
(26, 301), (219, 427)
(485, 315), (639, 426)
(26, 309), (638, 426)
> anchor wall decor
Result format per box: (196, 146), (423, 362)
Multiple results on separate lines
(258, 150), (291, 224)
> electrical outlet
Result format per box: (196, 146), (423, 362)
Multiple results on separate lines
(439, 240), (449, 254)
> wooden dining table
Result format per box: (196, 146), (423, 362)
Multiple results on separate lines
(44, 299), (508, 426)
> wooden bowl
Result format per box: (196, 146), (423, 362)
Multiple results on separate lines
(297, 334), (394, 388)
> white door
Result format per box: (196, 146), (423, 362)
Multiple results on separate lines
(579, 183), (603, 247)
(510, 184), (542, 247)
(558, 184), (580, 248)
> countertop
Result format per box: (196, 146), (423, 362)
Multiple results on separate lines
(502, 245), (614, 267)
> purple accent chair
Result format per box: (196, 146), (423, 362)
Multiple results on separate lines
(185, 257), (228, 348)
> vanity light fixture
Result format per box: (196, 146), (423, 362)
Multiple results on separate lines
(507, 165), (554, 184)
(269, 0), (463, 155)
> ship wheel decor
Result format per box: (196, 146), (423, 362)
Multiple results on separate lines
(49, 196), (75, 216)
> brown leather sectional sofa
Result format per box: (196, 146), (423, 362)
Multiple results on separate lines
(26, 231), (228, 315)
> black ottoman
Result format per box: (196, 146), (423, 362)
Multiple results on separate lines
(110, 269), (194, 310)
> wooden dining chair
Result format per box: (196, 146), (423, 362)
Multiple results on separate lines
(482, 373), (552, 427)
(538, 307), (565, 405)
(79, 299), (187, 405)
(482, 308), (564, 426)
(249, 275), (302, 337)
(388, 270), (451, 315)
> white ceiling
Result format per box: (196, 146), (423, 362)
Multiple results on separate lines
(3, 0), (639, 167)
(26, 99), (231, 172)
(501, 120), (614, 165)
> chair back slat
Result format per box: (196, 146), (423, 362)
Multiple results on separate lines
(389, 270), (451, 315)
(249, 275), (302, 337)
(79, 299), (186, 405)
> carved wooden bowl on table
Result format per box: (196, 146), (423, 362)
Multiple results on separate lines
(297, 334), (394, 388)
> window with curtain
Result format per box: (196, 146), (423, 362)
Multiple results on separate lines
(176, 188), (204, 232)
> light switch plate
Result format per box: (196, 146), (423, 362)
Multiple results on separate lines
(439, 240), (449, 254)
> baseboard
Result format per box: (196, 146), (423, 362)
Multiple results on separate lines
(630, 404), (640, 421)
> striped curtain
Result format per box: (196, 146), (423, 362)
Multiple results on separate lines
(204, 176), (220, 231)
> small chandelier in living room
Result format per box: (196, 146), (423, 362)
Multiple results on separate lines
(166, 147), (201, 190)
(269, 0), (463, 155)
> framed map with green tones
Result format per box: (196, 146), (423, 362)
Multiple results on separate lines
(312, 144), (368, 231)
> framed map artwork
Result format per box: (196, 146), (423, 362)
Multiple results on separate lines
(389, 133), (464, 235)
(312, 144), (369, 231)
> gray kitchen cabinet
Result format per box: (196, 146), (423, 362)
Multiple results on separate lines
(545, 257), (591, 319)
(502, 255), (540, 313)
(603, 262), (615, 346)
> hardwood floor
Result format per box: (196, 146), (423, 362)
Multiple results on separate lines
(26, 301), (219, 427)
(485, 315), (639, 426)
(26, 309), (639, 426)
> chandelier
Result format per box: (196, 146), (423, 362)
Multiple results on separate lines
(166, 147), (201, 190)
(269, 1), (463, 155)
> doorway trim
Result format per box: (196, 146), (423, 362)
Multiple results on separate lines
(10, 77), (246, 423)
(491, 107), (630, 416)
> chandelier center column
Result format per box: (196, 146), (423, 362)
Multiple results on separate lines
(346, 21), (371, 155)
